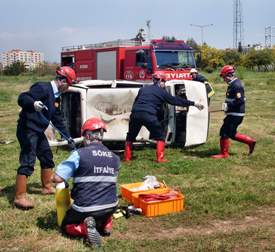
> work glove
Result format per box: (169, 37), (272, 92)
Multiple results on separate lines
(194, 102), (204, 111)
(33, 101), (45, 112)
(222, 102), (228, 112)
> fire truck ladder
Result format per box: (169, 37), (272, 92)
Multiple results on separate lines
(62, 39), (149, 52)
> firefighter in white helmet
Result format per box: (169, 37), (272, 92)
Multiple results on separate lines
(190, 68), (215, 103)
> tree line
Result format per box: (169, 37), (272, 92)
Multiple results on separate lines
(187, 39), (275, 73)
(0, 62), (59, 76)
(1, 41), (275, 76)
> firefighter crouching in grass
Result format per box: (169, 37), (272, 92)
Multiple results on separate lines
(53, 118), (120, 248)
(211, 65), (256, 158)
(14, 66), (76, 210)
(124, 73), (204, 163)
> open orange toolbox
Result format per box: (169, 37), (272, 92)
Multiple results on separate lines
(120, 182), (166, 204)
(120, 182), (185, 217)
(132, 188), (185, 217)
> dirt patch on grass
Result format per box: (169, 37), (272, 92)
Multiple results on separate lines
(113, 206), (275, 240)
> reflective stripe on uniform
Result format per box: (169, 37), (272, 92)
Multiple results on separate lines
(72, 200), (118, 212)
(226, 112), (245, 116)
(74, 176), (117, 183)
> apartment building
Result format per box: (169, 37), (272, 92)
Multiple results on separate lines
(1, 49), (44, 69)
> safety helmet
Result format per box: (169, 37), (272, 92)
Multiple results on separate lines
(81, 117), (107, 136)
(190, 68), (198, 74)
(56, 66), (77, 85)
(220, 65), (235, 77)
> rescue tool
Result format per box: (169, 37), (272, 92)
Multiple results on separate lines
(39, 105), (76, 149)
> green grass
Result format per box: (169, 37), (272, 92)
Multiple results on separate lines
(0, 72), (275, 251)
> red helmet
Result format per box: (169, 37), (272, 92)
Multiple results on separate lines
(81, 117), (107, 135)
(56, 66), (77, 85)
(220, 65), (235, 77)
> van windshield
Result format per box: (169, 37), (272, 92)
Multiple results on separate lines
(155, 50), (195, 70)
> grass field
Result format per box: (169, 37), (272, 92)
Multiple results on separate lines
(0, 72), (275, 251)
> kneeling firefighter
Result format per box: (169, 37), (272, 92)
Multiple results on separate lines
(124, 74), (204, 163)
(53, 118), (120, 248)
(211, 65), (256, 158)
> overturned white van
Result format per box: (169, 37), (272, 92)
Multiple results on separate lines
(47, 79), (209, 148)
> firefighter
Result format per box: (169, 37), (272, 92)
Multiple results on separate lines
(124, 73), (204, 163)
(190, 68), (215, 103)
(14, 66), (76, 210)
(53, 118), (120, 248)
(211, 65), (256, 158)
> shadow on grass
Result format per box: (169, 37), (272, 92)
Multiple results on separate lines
(36, 210), (58, 231)
(181, 149), (220, 158)
(182, 148), (237, 158)
(0, 182), (47, 206)
(0, 184), (15, 205)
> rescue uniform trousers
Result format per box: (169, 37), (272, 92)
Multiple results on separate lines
(61, 207), (117, 236)
(220, 115), (243, 139)
(126, 112), (165, 141)
(16, 126), (54, 176)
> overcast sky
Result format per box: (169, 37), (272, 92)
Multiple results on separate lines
(0, 0), (274, 62)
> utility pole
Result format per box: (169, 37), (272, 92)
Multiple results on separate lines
(265, 26), (275, 48)
(233, 0), (244, 49)
(190, 24), (213, 45)
(146, 20), (151, 42)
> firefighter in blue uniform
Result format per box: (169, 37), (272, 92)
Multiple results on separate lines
(14, 66), (77, 210)
(53, 118), (120, 248)
(124, 73), (204, 163)
(190, 68), (215, 103)
(211, 65), (256, 158)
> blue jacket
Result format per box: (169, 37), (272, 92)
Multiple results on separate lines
(71, 142), (120, 212)
(192, 74), (208, 83)
(225, 78), (245, 116)
(17, 82), (69, 136)
(132, 84), (195, 116)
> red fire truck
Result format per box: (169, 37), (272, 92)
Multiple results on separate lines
(61, 37), (197, 81)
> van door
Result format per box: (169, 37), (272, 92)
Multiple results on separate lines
(47, 86), (87, 147)
(184, 80), (209, 146)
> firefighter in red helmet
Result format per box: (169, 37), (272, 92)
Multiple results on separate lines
(124, 73), (204, 163)
(53, 117), (120, 248)
(14, 66), (77, 210)
(211, 65), (256, 158)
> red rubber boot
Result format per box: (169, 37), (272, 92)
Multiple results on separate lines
(234, 133), (256, 155)
(211, 138), (230, 159)
(124, 141), (132, 161)
(65, 223), (87, 237)
(156, 141), (168, 163)
(101, 216), (112, 236)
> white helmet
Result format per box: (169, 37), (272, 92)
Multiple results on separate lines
(190, 68), (198, 74)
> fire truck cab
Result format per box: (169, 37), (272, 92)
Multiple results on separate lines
(61, 37), (196, 82)
(47, 79), (209, 149)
